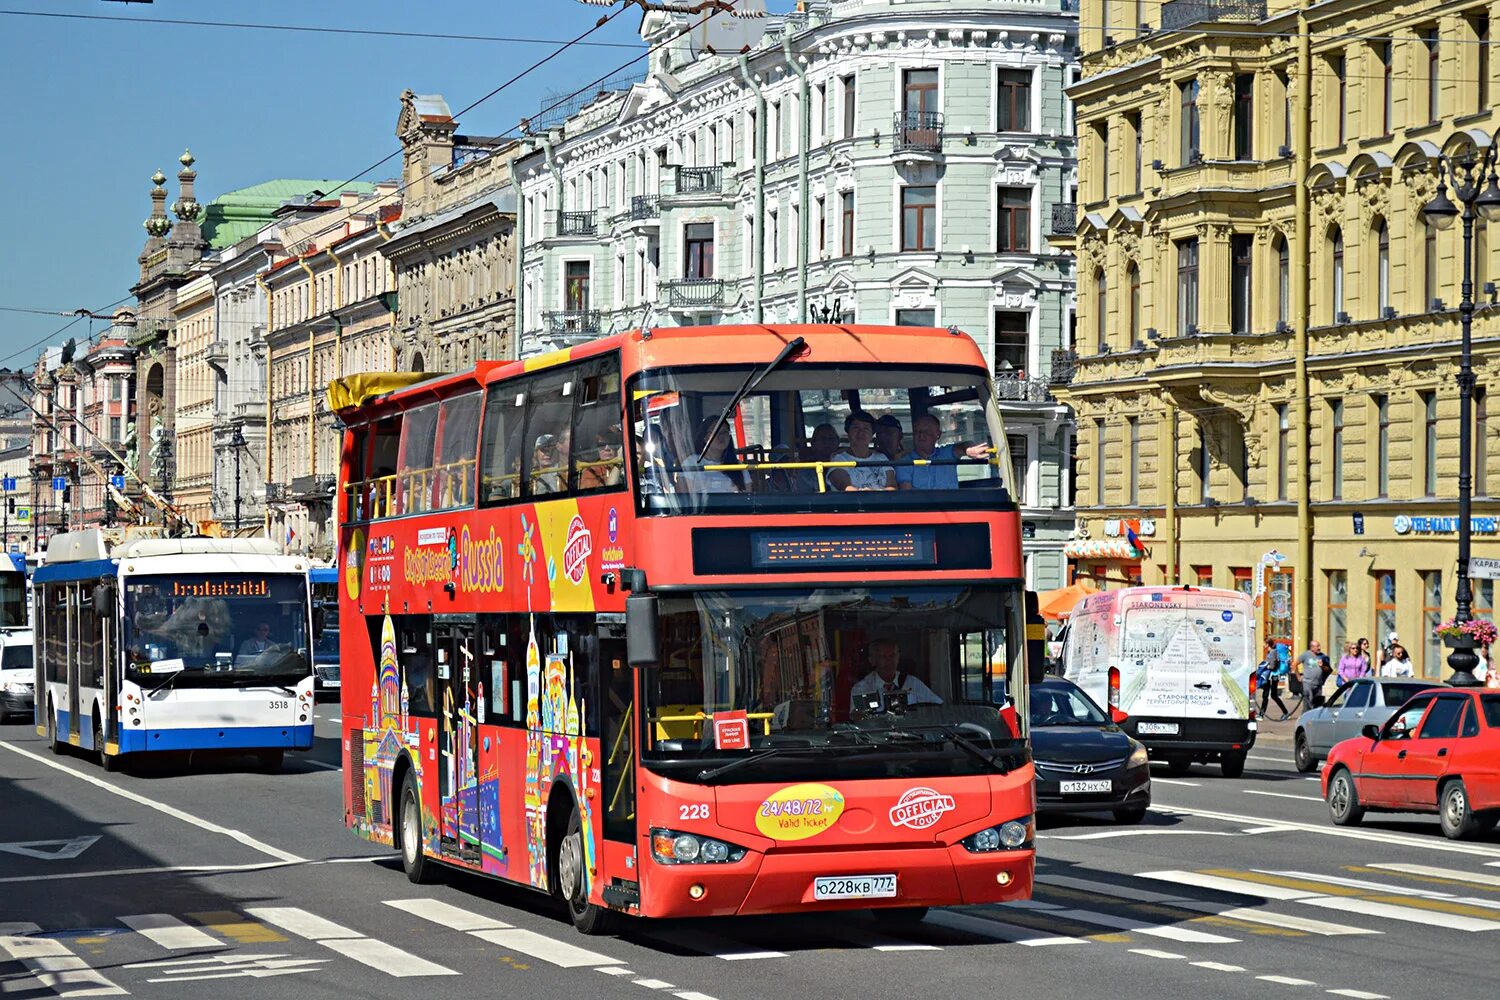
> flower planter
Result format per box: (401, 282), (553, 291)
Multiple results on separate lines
(1443, 634), (1480, 651)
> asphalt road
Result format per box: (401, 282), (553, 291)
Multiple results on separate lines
(3, 708), (1497, 1000)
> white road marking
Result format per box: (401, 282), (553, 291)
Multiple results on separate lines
(119, 914), (225, 950)
(1298, 896), (1500, 932)
(0, 933), (128, 996)
(124, 953), (326, 982)
(1259, 975), (1319, 986)
(1136, 870), (1319, 900)
(470, 927), (620, 968)
(1372, 863), (1500, 889)
(1191, 960), (1245, 972)
(673, 993), (719, 1000)
(1243, 789), (1325, 803)
(713, 949), (789, 961)
(1260, 869), (1450, 897)
(0, 836), (101, 861)
(1148, 778), (1200, 786)
(1128, 948), (1184, 959)
(1037, 874), (1185, 903)
(299, 759), (340, 770)
(633, 979), (676, 989)
(1152, 803), (1500, 858)
(1045, 828), (1253, 841)
(245, 906), (458, 977)
(0, 861), (292, 885)
(927, 909), (1088, 946)
(1325, 990), (1388, 999)
(383, 898), (510, 931)
(0, 740), (303, 863)
(1247, 754), (1293, 764)
(1174, 904), (1375, 937)
(597, 967), (636, 977)
(1006, 899), (1065, 910)
(1045, 907), (1238, 944)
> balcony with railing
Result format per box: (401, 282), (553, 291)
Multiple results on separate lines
(993, 371), (1057, 404)
(1048, 349), (1079, 387)
(554, 210), (597, 238)
(894, 111), (944, 153)
(1160, 0), (1265, 31)
(629, 194), (660, 221)
(544, 309), (602, 335)
(673, 166), (723, 196)
(662, 279), (725, 309)
(1049, 203), (1077, 236)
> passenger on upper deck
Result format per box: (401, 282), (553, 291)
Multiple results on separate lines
(875, 414), (908, 462)
(792, 422), (840, 492)
(828, 411), (896, 492)
(675, 418), (742, 494)
(579, 427), (624, 490)
(896, 412), (993, 490)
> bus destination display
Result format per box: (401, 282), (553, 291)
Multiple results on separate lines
(168, 578), (274, 598)
(750, 528), (937, 569)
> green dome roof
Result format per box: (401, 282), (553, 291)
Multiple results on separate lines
(200, 178), (377, 249)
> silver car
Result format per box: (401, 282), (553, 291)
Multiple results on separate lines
(1293, 677), (1444, 771)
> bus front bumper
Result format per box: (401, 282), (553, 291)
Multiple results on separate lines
(639, 843), (1035, 919)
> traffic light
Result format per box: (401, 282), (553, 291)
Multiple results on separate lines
(5, 497), (11, 514)
(61, 486), (71, 506)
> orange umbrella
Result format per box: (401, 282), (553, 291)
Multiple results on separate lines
(1036, 578), (1099, 621)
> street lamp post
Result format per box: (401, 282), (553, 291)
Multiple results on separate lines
(229, 425), (246, 535)
(1420, 131), (1500, 687)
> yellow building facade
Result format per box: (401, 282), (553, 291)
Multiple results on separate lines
(170, 273), (216, 526)
(1056, 0), (1500, 677)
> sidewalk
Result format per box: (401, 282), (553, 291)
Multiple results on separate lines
(1256, 709), (1297, 745)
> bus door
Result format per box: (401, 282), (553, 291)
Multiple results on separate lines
(434, 616), (481, 866)
(66, 583), (81, 743)
(96, 581), (117, 747)
(597, 616), (635, 843)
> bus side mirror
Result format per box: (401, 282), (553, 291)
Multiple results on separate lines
(1024, 590), (1045, 684)
(93, 587), (111, 615)
(626, 593), (659, 668)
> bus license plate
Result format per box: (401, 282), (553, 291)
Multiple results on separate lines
(813, 874), (897, 900)
(1060, 780), (1113, 794)
(1137, 722), (1180, 735)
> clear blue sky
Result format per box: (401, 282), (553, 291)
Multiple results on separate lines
(0, 0), (790, 367)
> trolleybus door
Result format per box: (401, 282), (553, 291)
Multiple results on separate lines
(66, 583), (81, 743)
(435, 616), (480, 865)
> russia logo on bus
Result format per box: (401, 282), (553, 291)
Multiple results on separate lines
(888, 787), (956, 830)
(563, 515), (593, 585)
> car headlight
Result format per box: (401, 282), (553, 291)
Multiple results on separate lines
(649, 828), (748, 865)
(1, 681), (26, 695)
(962, 816), (1033, 852)
(1128, 746), (1149, 768)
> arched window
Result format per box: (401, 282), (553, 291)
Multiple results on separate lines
(1375, 218), (1390, 315)
(1329, 225), (1344, 323)
(1095, 268), (1108, 349)
(1127, 262), (1141, 343)
(1275, 234), (1289, 327)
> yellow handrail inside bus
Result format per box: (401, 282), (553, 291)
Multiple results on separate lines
(651, 711), (774, 741)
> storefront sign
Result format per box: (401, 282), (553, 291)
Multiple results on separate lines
(1393, 515), (1498, 535)
(1472, 558), (1500, 581)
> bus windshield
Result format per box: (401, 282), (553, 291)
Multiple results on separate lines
(642, 585), (1027, 784)
(123, 574), (311, 686)
(630, 363), (1012, 513)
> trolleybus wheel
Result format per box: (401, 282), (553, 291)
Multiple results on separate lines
(559, 804), (616, 936)
(400, 774), (438, 885)
(47, 701), (63, 755)
(95, 715), (116, 772)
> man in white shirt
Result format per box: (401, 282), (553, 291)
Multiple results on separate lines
(849, 638), (942, 710)
(236, 622), (274, 664)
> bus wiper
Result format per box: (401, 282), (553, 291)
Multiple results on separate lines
(696, 336), (806, 462)
(697, 747), (786, 782)
(935, 725), (1011, 774)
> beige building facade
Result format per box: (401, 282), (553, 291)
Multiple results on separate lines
(1057, 0), (1500, 677)
(171, 273), (216, 525)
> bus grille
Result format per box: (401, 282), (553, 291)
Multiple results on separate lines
(348, 727), (365, 814)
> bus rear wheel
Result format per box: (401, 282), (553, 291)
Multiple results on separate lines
(558, 804), (615, 936)
(399, 774), (438, 885)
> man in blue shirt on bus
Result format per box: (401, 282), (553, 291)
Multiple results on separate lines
(896, 413), (991, 490)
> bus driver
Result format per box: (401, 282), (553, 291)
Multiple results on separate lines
(849, 638), (942, 710)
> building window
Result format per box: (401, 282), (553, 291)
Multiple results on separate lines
(1375, 394), (1390, 497)
(901, 185), (936, 251)
(1376, 219), (1390, 314)
(1099, 122), (1111, 199)
(1478, 387), (1489, 495)
(1328, 570), (1348, 656)
(1233, 73), (1254, 160)
(840, 73), (856, 139)
(1127, 263), (1141, 343)
(1198, 423), (1212, 504)
(1176, 237), (1199, 336)
(1194, 565), (1214, 588)
(769, 210), (779, 267)
(996, 188), (1031, 253)
(564, 261), (590, 311)
(1424, 26), (1441, 124)
(840, 191), (855, 256)
(902, 67), (939, 118)
(1008, 433), (1030, 504)
(1276, 402), (1290, 501)
(993, 311), (1029, 373)
(1331, 53), (1347, 145)
(1330, 399), (1344, 500)
(109, 378), (122, 402)
(1231, 233), (1253, 335)
(895, 309), (935, 327)
(1478, 15), (1493, 113)
(1423, 570), (1444, 677)
(1424, 390), (1439, 496)
(684, 223), (714, 279)
(1127, 112), (1142, 193)
(1278, 70), (1292, 151)
(815, 196), (826, 254)
(1095, 419), (1107, 505)
(1094, 268), (1108, 348)
(1379, 41), (1393, 133)
(1127, 416), (1139, 506)
(1330, 226), (1344, 323)
(1426, 225), (1440, 309)
(997, 69), (1031, 131)
(1375, 570), (1397, 648)
(1179, 78), (1200, 165)
(1277, 235), (1290, 327)
(1231, 566), (1253, 597)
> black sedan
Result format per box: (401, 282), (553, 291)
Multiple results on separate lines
(1030, 677), (1152, 823)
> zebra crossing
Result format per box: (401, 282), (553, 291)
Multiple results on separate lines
(5, 858), (1500, 996)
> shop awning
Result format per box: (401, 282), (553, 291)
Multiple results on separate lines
(1063, 538), (1143, 560)
(1036, 578), (1099, 620)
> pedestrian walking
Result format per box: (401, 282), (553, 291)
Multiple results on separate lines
(1257, 640), (1287, 717)
(1380, 643), (1414, 677)
(1298, 640), (1328, 707)
(1337, 642), (1367, 686)
(1356, 637), (1373, 675)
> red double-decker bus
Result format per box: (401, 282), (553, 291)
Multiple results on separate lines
(333, 324), (1035, 935)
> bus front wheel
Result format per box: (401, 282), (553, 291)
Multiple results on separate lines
(95, 715), (116, 772)
(46, 702), (63, 755)
(558, 804), (615, 936)
(399, 774), (438, 885)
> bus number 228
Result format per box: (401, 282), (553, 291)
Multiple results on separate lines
(679, 803), (710, 821)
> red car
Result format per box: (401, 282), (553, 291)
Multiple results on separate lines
(1323, 688), (1500, 840)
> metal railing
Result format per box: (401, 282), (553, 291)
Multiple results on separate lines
(663, 279), (725, 308)
(993, 371), (1057, 403)
(1049, 203), (1077, 236)
(894, 111), (944, 152)
(1160, 0), (1265, 31)
(544, 309), (602, 335)
(1048, 349), (1079, 386)
(630, 194), (660, 220)
(674, 166), (722, 195)
(554, 211), (597, 237)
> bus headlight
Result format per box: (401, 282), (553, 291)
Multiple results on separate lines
(961, 816), (1033, 852)
(649, 828), (747, 865)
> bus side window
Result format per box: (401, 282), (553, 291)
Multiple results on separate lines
(480, 383), (527, 504)
(572, 358), (624, 494)
(397, 402), (441, 515)
(434, 391), (482, 510)
(477, 614), (521, 726)
(345, 424), (369, 522)
(523, 372), (574, 498)
(369, 416), (401, 518)
(398, 616), (437, 717)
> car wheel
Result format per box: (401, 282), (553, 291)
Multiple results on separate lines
(1166, 757), (1192, 777)
(1327, 768), (1364, 826)
(1440, 780), (1481, 841)
(1220, 751), (1247, 779)
(1113, 805), (1148, 824)
(400, 773), (438, 885)
(558, 804), (615, 935)
(1293, 731), (1317, 773)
